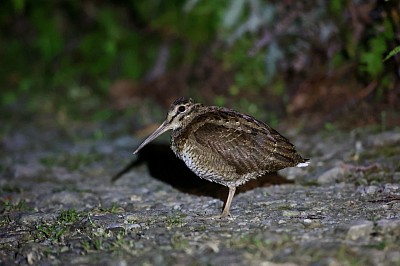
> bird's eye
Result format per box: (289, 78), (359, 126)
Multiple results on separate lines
(178, 106), (186, 113)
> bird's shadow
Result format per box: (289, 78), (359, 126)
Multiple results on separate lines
(112, 143), (293, 201)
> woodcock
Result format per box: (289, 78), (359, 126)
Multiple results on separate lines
(133, 98), (309, 218)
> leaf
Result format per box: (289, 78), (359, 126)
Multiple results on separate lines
(223, 0), (245, 28)
(360, 36), (387, 77)
(383, 45), (400, 62)
(12, 0), (25, 12)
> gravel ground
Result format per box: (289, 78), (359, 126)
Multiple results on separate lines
(1, 118), (400, 265)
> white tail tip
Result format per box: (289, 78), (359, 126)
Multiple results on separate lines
(296, 161), (310, 167)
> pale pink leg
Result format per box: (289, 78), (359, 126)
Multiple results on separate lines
(221, 187), (236, 218)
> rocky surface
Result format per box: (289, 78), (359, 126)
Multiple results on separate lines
(1, 118), (400, 265)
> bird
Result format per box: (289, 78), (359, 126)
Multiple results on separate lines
(133, 97), (309, 218)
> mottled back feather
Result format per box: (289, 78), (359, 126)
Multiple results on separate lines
(173, 107), (305, 177)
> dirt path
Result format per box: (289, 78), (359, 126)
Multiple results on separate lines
(1, 118), (399, 265)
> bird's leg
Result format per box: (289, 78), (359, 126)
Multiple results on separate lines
(220, 187), (236, 218)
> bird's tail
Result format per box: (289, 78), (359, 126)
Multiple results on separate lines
(296, 159), (310, 168)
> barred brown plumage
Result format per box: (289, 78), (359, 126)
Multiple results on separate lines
(133, 97), (309, 218)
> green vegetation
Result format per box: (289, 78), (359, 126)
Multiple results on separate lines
(35, 223), (67, 242)
(277, 205), (293, 211)
(59, 209), (80, 223)
(1, 199), (32, 214)
(81, 233), (134, 253)
(1, 1), (398, 125)
(166, 212), (186, 227)
(104, 203), (125, 214)
(384, 45), (400, 61)
(302, 180), (320, 187)
(80, 216), (136, 255)
(31, 209), (136, 255)
(34, 209), (82, 242)
(90, 202), (126, 214)
(0, 215), (12, 227)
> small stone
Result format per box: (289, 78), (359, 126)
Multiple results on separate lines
(365, 185), (379, 195)
(27, 252), (35, 265)
(391, 202), (400, 211)
(126, 223), (141, 230)
(366, 131), (400, 148)
(386, 251), (400, 264)
(18, 212), (58, 226)
(282, 210), (300, 217)
(383, 183), (400, 193)
(130, 195), (142, 201)
(317, 167), (344, 184)
(302, 219), (321, 228)
(376, 219), (400, 238)
(206, 241), (220, 253)
(115, 259), (128, 266)
(125, 214), (138, 221)
(346, 220), (374, 241)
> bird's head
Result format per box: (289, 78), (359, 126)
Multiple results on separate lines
(133, 97), (199, 154)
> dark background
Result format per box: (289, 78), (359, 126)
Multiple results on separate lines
(1, 0), (399, 131)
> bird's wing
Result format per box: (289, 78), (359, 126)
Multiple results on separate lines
(192, 111), (301, 175)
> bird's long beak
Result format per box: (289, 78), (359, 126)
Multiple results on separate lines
(133, 120), (171, 154)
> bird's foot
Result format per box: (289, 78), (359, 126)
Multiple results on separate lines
(219, 210), (231, 219)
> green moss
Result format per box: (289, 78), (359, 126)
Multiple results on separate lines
(59, 209), (80, 223)
(1, 199), (32, 214)
(34, 208), (83, 242)
(81, 240), (92, 253)
(302, 180), (320, 187)
(35, 223), (67, 241)
(77, 222), (137, 255)
(166, 213), (186, 227)
(95, 203), (125, 214)
(363, 241), (386, 251)
(0, 215), (12, 226)
(277, 205), (292, 211)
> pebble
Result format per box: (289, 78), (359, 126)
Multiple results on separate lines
(376, 219), (400, 238)
(366, 131), (400, 148)
(282, 210), (301, 217)
(303, 219), (312, 224)
(317, 167), (344, 184)
(17, 212), (58, 226)
(383, 183), (400, 193)
(365, 185), (379, 195)
(346, 220), (374, 241)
